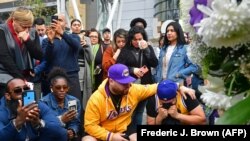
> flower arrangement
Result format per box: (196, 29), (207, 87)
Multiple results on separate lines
(180, 0), (250, 124)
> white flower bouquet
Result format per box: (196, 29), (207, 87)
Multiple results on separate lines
(180, 0), (250, 124)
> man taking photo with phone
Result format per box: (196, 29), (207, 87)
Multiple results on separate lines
(34, 14), (82, 101)
(0, 78), (67, 140)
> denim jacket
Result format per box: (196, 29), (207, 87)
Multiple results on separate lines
(0, 97), (67, 141)
(155, 44), (197, 83)
(40, 93), (81, 135)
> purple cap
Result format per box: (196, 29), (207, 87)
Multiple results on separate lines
(157, 80), (178, 100)
(108, 64), (136, 84)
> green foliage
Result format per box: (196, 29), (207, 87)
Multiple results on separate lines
(201, 45), (250, 124)
(216, 96), (250, 124)
(202, 45), (250, 97)
(26, 0), (45, 17)
(201, 48), (222, 77)
(18, 0), (56, 18)
(224, 71), (250, 96)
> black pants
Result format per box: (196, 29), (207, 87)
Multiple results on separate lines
(67, 73), (82, 104)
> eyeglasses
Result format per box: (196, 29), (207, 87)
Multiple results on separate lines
(54, 85), (69, 91)
(10, 86), (30, 94)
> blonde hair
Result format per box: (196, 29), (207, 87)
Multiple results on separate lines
(7, 7), (34, 25)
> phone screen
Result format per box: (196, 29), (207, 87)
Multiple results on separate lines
(140, 65), (149, 73)
(68, 100), (77, 111)
(51, 15), (58, 23)
(22, 90), (36, 106)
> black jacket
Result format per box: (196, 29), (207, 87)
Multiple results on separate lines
(116, 45), (158, 84)
(0, 24), (43, 80)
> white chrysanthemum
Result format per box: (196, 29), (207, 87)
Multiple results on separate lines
(200, 90), (231, 109)
(240, 62), (250, 80)
(200, 90), (246, 110)
(198, 75), (230, 109)
(179, 0), (195, 35)
(199, 75), (246, 110)
(195, 0), (250, 48)
(199, 75), (225, 93)
(187, 37), (209, 66)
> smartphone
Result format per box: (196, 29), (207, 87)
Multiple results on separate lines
(68, 100), (77, 111)
(140, 65), (149, 74)
(84, 36), (91, 46)
(51, 15), (58, 23)
(22, 90), (36, 106)
(79, 33), (85, 40)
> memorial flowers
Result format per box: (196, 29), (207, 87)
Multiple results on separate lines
(180, 0), (250, 124)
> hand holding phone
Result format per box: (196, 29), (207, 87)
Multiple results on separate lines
(68, 100), (77, 111)
(61, 108), (77, 123)
(79, 33), (85, 40)
(22, 90), (36, 106)
(46, 26), (56, 42)
(139, 65), (149, 74)
(51, 15), (58, 23)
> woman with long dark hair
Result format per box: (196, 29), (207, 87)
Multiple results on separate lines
(116, 26), (158, 125)
(155, 22), (197, 84)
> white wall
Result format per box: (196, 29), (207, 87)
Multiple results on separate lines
(112, 0), (156, 39)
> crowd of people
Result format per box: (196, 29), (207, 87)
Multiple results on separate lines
(0, 7), (209, 141)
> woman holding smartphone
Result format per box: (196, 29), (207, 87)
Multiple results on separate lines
(40, 67), (81, 141)
(116, 26), (158, 125)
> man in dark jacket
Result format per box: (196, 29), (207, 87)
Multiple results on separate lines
(36, 14), (82, 98)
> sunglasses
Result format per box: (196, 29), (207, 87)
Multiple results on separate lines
(54, 85), (69, 91)
(10, 86), (30, 94)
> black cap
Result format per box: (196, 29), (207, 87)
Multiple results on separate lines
(130, 17), (147, 29)
(102, 28), (111, 34)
